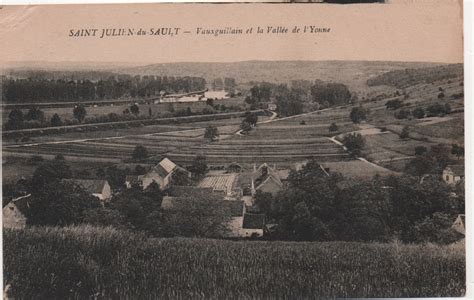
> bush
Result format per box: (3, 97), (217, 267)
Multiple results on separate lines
(385, 99), (403, 110)
(412, 107), (425, 119)
(132, 145), (149, 161)
(399, 126), (410, 139)
(415, 146), (428, 156)
(349, 107), (367, 124)
(342, 133), (365, 156)
(329, 122), (339, 132)
(394, 109), (410, 119)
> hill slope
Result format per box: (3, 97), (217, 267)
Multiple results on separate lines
(3, 226), (465, 299)
(120, 60), (444, 89)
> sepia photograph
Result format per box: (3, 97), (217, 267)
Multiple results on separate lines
(0, 1), (467, 298)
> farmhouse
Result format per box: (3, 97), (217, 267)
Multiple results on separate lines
(442, 165), (464, 185)
(267, 103), (277, 111)
(251, 163), (284, 196)
(3, 194), (32, 229)
(126, 158), (190, 190)
(63, 179), (112, 202)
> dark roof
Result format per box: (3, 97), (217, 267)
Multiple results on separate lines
(243, 213), (265, 229)
(154, 164), (170, 178)
(447, 165), (464, 176)
(160, 197), (243, 217)
(63, 179), (108, 194)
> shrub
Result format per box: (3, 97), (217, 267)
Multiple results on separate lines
(399, 126), (410, 139)
(132, 145), (149, 161)
(415, 146), (428, 156)
(342, 133), (365, 156)
(385, 99), (403, 110)
(329, 122), (339, 132)
(412, 107), (425, 119)
(349, 107), (367, 124)
(395, 109), (410, 119)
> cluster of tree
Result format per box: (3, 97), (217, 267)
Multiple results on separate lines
(342, 133), (365, 156)
(256, 160), (464, 244)
(405, 144), (452, 176)
(310, 81), (352, 107)
(385, 99), (404, 110)
(275, 86), (304, 117)
(4, 102), (226, 131)
(244, 83), (273, 107)
(3, 75), (206, 103)
(204, 125), (219, 142)
(426, 103), (452, 117)
(240, 111), (259, 133)
(367, 64), (463, 88)
(8, 154), (229, 237)
(349, 106), (368, 123)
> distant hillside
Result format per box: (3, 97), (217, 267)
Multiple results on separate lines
(367, 64), (463, 88)
(120, 60), (443, 89)
(2, 60), (449, 93)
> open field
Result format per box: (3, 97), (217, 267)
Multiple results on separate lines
(3, 65), (464, 178)
(1, 97), (247, 125)
(3, 226), (465, 299)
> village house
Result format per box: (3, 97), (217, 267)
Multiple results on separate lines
(126, 158), (190, 190)
(64, 179), (112, 202)
(3, 194), (32, 229)
(251, 163), (285, 196)
(442, 165), (464, 185)
(267, 103), (277, 111)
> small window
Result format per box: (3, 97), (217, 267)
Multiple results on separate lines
(9, 207), (14, 211)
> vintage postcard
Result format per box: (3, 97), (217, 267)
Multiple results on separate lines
(0, 1), (465, 298)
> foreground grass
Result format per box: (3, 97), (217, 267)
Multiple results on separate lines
(3, 226), (465, 299)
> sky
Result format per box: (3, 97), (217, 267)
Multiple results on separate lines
(0, 1), (464, 65)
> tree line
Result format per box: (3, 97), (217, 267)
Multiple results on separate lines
(2, 75), (206, 103)
(244, 80), (352, 116)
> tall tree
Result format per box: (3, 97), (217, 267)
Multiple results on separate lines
(73, 105), (87, 123)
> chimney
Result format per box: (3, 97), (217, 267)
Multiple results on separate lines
(253, 163), (256, 172)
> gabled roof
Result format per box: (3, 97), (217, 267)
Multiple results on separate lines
(152, 158), (188, 178)
(446, 165), (464, 176)
(253, 163), (283, 189)
(4, 194), (32, 214)
(160, 158), (177, 174)
(64, 179), (108, 194)
(243, 213), (265, 229)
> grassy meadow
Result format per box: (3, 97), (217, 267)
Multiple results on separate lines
(3, 226), (465, 299)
